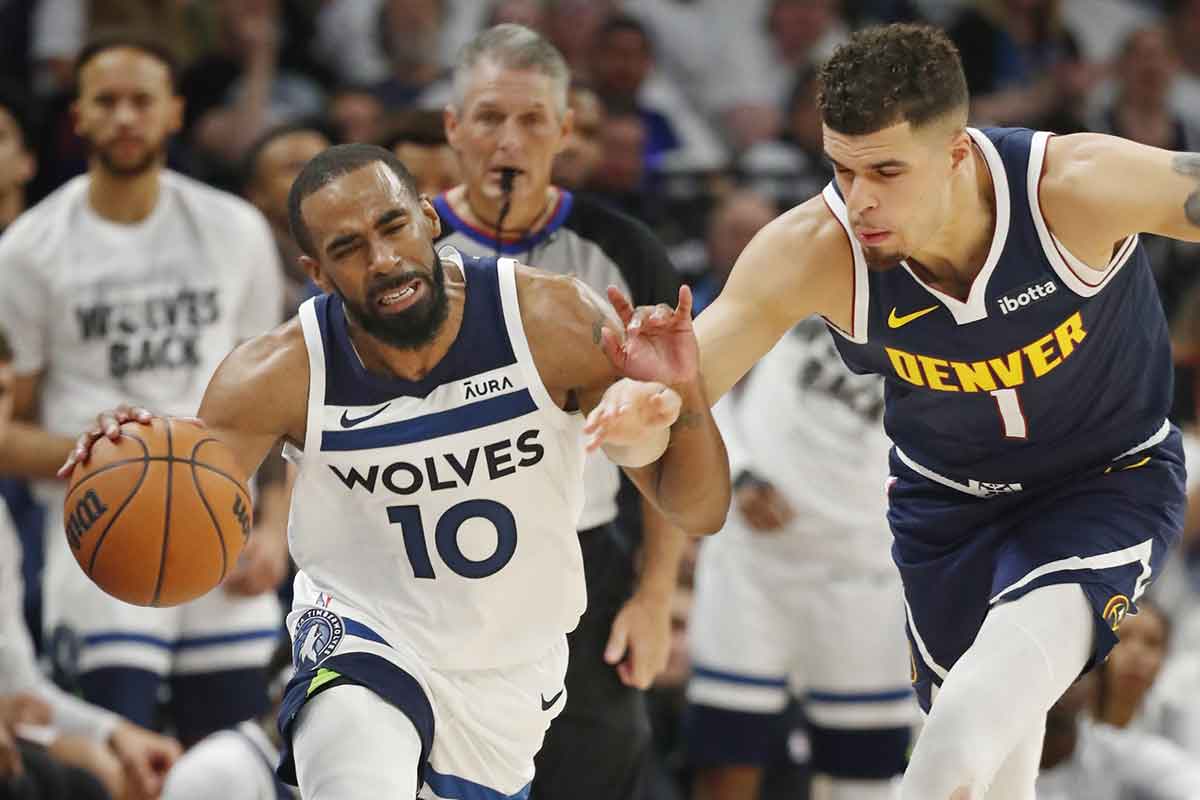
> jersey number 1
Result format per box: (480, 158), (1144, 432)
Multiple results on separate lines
(990, 388), (1028, 439)
(389, 500), (518, 579)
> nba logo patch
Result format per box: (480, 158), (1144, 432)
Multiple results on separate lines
(293, 608), (344, 670)
(1103, 594), (1130, 633)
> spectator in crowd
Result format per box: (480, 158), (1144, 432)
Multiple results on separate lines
(1094, 603), (1170, 731)
(586, 111), (653, 220)
(380, 109), (461, 196)
(437, 24), (686, 800)
(0, 84), (35, 234)
(0, 31), (286, 747)
(487, 0), (549, 30)
(327, 85), (385, 145)
(690, 191), (778, 316)
(544, 0), (618, 82)
(552, 83), (606, 190)
(181, 0), (326, 177)
(0, 322), (182, 800)
(1166, 0), (1200, 125)
(242, 121), (334, 315)
(739, 67), (833, 210)
(367, 0), (452, 110)
(948, 0), (1088, 125)
(1037, 671), (1200, 799)
(589, 13), (726, 173)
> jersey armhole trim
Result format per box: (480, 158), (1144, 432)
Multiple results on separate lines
(820, 184), (869, 343)
(1027, 131), (1138, 297)
(296, 298), (328, 457)
(496, 258), (575, 428)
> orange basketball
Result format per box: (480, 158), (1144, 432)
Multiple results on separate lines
(63, 417), (253, 607)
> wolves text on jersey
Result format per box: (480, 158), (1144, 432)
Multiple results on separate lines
(328, 429), (545, 495)
(73, 287), (221, 380)
(886, 311), (1086, 393)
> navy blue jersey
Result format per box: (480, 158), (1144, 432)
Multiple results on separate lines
(826, 127), (1172, 489)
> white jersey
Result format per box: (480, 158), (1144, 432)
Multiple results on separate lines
(285, 250), (587, 670)
(162, 720), (296, 800)
(720, 317), (893, 573)
(0, 169), (283, 485)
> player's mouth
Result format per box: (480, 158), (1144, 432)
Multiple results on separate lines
(375, 277), (426, 314)
(856, 228), (890, 246)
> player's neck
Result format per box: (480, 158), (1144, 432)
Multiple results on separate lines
(453, 183), (558, 241)
(1098, 693), (1140, 729)
(0, 188), (24, 231)
(346, 259), (467, 382)
(907, 146), (996, 292)
(87, 164), (162, 224)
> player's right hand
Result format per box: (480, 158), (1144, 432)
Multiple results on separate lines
(56, 404), (155, 479)
(735, 478), (794, 532)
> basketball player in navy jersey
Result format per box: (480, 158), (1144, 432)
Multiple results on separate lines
(613, 23), (1200, 800)
(59, 143), (729, 798)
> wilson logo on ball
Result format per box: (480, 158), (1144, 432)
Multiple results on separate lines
(65, 490), (108, 551)
(232, 495), (251, 538)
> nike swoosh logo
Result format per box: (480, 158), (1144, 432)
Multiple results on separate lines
(887, 305), (940, 329)
(339, 404), (390, 428)
(541, 688), (564, 711)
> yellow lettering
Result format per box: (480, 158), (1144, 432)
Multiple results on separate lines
(1023, 332), (1062, 378)
(1054, 311), (1087, 359)
(951, 360), (997, 393)
(917, 355), (959, 392)
(989, 351), (1025, 388)
(887, 348), (924, 386)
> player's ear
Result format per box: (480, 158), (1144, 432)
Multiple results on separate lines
(419, 195), (441, 238)
(443, 105), (461, 151)
(300, 254), (332, 294)
(948, 127), (972, 171)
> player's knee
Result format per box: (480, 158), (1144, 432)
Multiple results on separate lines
(810, 724), (909, 780)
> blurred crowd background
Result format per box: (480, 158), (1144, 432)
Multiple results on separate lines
(3, 1), (1200, 799)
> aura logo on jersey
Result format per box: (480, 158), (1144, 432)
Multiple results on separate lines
(293, 608), (344, 670)
(885, 311), (1087, 392)
(328, 429), (545, 495)
(73, 287), (221, 380)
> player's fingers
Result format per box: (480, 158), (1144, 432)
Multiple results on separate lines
(604, 618), (629, 665)
(599, 327), (625, 371)
(607, 285), (635, 326)
(674, 284), (693, 321)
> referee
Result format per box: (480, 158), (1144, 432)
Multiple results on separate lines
(436, 25), (687, 800)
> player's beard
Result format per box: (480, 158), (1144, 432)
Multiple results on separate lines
(863, 247), (905, 272)
(337, 245), (450, 350)
(88, 134), (167, 177)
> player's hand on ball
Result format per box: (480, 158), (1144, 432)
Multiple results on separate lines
(735, 476), (794, 532)
(107, 720), (181, 800)
(56, 403), (156, 478)
(223, 529), (290, 596)
(584, 380), (681, 452)
(601, 285), (699, 385)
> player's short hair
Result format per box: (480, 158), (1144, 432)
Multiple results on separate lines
(818, 24), (968, 136)
(240, 119), (337, 191)
(452, 23), (569, 115)
(379, 109), (449, 151)
(74, 28), (180, 95)
(288, 143), (421, 257)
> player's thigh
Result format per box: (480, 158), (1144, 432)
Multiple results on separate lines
(293, 684), (422, 799)
(800, 570), (914, 780)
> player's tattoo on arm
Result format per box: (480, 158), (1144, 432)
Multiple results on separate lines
(1172, 153), (1200, 227)
(592, 317), (605, 347)
(672, 410), (702, 431)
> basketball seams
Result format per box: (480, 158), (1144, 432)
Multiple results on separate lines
(82, 432), (151, 578)
(151, 421), (176, 607)
(190, 437), (231, 583)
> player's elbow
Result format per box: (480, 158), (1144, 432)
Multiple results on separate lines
(669, 483), (731, 537)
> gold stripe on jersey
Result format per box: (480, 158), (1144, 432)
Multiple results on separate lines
(885, 312), (1087, 392)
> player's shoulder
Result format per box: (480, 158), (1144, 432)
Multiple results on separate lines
(512, 262), (598, 323)
(161, 170), (272, 238)
(1037, 132), (1132, 199)
(749, 194), (850, 280)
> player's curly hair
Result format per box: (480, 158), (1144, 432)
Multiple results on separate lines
(818, 24), (969, 136)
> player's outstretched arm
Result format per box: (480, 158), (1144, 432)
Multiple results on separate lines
(1041, 134), (1200, 265)
(57, 321), (308, 483)
(695, 196), (855, 404)
(519, 269), (730, 535)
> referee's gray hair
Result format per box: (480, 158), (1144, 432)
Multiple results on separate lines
(451, 24), (569, 116)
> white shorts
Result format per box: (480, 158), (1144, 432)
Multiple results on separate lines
(278, 595), (569, 798)
(686, 527), (915, 731)
(41, 498), (280, 677)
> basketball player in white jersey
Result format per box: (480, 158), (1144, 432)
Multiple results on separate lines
(686, 320), (913, 800)
(60, 142), (731, 798)
(0, 32), (287, 743)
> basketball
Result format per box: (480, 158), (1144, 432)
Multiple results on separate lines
(63, 417), (253, 608)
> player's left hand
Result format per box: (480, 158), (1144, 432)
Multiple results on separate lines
(107, 721), (180, 800)
(601, 285), (698, 386)
(604, 591), (672, 689)
(584, 380), (681, 452)
(223, 527), (290, 596)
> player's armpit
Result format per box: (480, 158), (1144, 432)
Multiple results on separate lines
(1041, 134), (1200, 265)
(196, 319), (309, 481)
(697, 197), (852, 404)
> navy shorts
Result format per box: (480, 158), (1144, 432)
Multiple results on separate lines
(889, 427), (1186, 712)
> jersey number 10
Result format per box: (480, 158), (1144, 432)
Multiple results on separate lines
(388, 500), (518, 579)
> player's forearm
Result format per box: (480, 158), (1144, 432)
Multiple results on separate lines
(0, 422), (75, 480)
(644, 379), (730, 535)
(634, 499), (687, 600)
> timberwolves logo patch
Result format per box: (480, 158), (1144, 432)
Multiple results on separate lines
(293, 608), (344, 670)
(1103, 594), (1130, 633)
